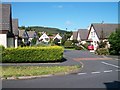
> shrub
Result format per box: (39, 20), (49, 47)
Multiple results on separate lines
(2, 46), (64, 63)
(64, 41), (73, 48)
(74, 45), (83, 50)
(0, 45), (5, 53)
(96, 48), (109, 55)
(35, 43), (50, 47)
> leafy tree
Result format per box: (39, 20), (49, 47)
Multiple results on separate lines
(19, 26), (26, 30)
(31, 38), (37, 46)
(108, 29), (120, 55)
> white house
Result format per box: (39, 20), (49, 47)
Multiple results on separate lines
(87, 23), (119, 51)
(0, 4), (15, 48)
(27, 31), (38, 42)
(39, 32), (50, 43)
(12, 19), (19, 48)
(70, 29), (88, 44)
(18, 30), (29, 45)
(53, 33), (62, 43)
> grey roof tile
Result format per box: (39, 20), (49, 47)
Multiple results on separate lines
(0, 4), (12, 31)
(12, 19), (18, 36)
(92, 23), (119, 38)
(78, 29), (88, 40)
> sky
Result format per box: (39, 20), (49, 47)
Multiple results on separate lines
(9, 2), (118, 31)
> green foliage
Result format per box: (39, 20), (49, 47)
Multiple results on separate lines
(61, 32), (72, 45)
(108, 29), (120, 55)
(35, 43), (51, 47)
(64, 41), (73, 48)
(98, 41), (107, 48)
(74, 45), (83, 50)
(2, 46), (64, 63)
(19, 26), (67, 34)
(96, 48), (109, 55)
(31, 38), (37, 46)
(53, 38), (61, 46)
(0, 45), (5, 53)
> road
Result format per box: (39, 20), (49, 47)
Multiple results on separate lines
(2, 50), (120, 89)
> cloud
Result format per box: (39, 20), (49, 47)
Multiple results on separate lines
(53, 5), (63, 8)
(65, 20), (73, 26)
(57, 5), (63, 8)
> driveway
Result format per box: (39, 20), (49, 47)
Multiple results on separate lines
(2, 50), (120, 88)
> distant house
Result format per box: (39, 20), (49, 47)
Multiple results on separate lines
(27, 31), (38, 41)
(12, 19), (19, 48)
(18, 30), (29, 45)
(0, 4), (15, 48)
(87, 23), (119, 51)
(70, 29), (88, 44)
(39, 32), (50, 43)
(53, 33), (62, 44)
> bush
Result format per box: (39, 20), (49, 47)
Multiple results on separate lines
(64, 41), (73, 48)
(74, 45), (83, 50)
(96, 48), (109, 55)
(2, 46), (64, 63)
(35, 43), (50, 47)
(0, 45), (5, 53)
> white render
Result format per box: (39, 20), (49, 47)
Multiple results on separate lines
(53, 33), (62, 40)
(88, 26), (100, 50)
(0, 34), (7, 48)
(69, 35), (73, 40)
(39, 33), (50, 43)
(77, 33), (81, 41)
(15, 36), (18, 48)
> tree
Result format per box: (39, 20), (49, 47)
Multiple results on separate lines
(108, 29), (120, 55)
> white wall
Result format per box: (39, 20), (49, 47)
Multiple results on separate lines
(0, 34), (7, 48)
(88, 26), (100, 50)
(7, 37), (14, 47)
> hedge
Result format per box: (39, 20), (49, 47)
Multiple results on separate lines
(1, 46), (64, 63)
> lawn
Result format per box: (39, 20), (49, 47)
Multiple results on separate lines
(0, 65), (80, 79)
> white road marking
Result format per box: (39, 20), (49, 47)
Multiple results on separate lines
(91, 72), (101, 74)
(103, 70), (113, 73)
(78, 73), (87, 75)
(101, 61), (120, 68)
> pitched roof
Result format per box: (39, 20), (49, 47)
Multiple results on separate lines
(53, 33), (62, 40)
(19, 30), (29, 38)
(12, 19), (18, 36)
(92, 23), (119, 38)
(27, 31), (38, 38)
(78, 29), (88, 40)
(0, 4), (12, 31)
(73, 31), (78, 40)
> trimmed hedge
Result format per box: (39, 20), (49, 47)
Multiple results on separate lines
(2, 46), (64, 63)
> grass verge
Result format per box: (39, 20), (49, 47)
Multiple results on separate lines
(0, 65), (80, 79)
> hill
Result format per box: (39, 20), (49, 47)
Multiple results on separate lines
(19, 26), (67, 34)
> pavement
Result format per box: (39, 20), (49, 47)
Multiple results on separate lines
(2, 50), (120, 89)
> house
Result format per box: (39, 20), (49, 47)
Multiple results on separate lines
(0, 4), (15, 48)
(12, 19), (19, 48)
(18, 30), (29, 45)
(70, 29), (88, 44)
(27, 31), (38, 41)
(87, 23), (119, 51)
(53, 33), (62, 44)
(39, 32), (50, 43)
